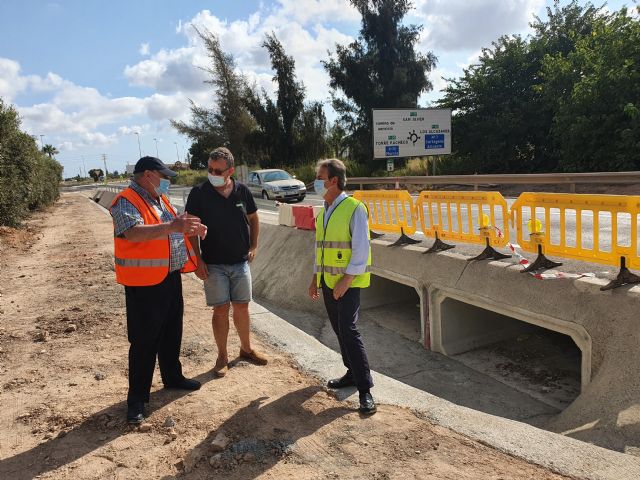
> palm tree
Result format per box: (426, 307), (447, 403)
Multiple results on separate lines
(42, 144), (59, 158)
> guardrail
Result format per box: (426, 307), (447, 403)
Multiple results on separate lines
(348, 171), (640, 192)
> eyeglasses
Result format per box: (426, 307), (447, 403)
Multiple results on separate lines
(208, 167), (229, 176)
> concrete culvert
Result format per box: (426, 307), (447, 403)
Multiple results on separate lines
(360, 274), (423, 343)
(431, 291), (588, 411)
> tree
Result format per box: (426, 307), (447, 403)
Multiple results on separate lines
(263, 33), (305, 162)
(42, 144), (59, 158)
(541, 6), (640, 171)
(294, 101), (328, 164)
(326, 122), (350, 159)
(436, 1), (629, 174)
(88, 168), (104, 182)
(324, 0), (437, 169)
(172, 28), (255, 165)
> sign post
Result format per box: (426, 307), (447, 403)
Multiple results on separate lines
(372, 108), (452, 159)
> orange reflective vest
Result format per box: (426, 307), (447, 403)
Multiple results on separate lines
(111, 187), (197, 286)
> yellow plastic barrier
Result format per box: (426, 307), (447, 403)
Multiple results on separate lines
(510, 193), (640, 266)
(510, 193), (640, 289)
(415, 191), (510, 249)
(352, 190), (418, 236)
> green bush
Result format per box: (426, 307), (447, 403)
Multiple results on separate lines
(174, 169), (208, 186)
(0, 99), (62, 227)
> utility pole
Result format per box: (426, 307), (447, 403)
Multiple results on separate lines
(154, 138), (159, 157)
(102, 154), (109, 185)
(174, 142), (180, 163)
(39, 134), (44, 150)
(134, 132), (142, 158)
(81, 155), (87, 178)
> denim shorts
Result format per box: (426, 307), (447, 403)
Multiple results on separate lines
(204, 262), (252, 307)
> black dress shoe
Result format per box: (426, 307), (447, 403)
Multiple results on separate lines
(327, 374), (356, 389)
(164, 378), (201, 390)
(359, 392), (377, 415)
(127, 402), (145, 424)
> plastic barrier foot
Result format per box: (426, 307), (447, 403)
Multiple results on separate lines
(423, 234), (455, 254)
(520, 245), (562, 273)
(468, 239), (511, 261)
(389, 228), (421, 247)
(370, 230), (384, 239)
(601, 258), (640, 291)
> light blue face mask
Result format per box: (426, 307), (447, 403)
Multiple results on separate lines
(155, 178), (171, 196)
(208, 173), (226, 187)
(314, 179), (328, 198)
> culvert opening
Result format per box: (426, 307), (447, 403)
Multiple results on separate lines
(360, 274), (422, 342)
(438, 297), (582, 410)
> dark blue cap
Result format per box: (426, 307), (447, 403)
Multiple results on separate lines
(133, 156), (177, 177)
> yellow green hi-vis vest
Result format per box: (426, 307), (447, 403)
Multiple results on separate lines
(316, 196), (371, 289)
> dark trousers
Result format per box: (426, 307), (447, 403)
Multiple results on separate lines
(125, 271), (184, 405)
(321, 279), (373, 392)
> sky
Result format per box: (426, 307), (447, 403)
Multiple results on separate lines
(0, 0), (635, 178)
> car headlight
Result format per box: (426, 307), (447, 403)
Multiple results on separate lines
(270, 185), (281, 192)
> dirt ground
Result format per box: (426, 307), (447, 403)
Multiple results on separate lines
(0, 193), (572, 479)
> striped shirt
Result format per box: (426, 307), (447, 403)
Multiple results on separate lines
(110, 181), (187, 272)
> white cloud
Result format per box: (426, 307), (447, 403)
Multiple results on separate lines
(139, 42), (150, 56)
(126, 8), (356, 109)
(415, 0), (544, 52)
(274, 0), (360, 25)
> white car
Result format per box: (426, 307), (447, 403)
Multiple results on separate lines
(247, 169), (306, 202)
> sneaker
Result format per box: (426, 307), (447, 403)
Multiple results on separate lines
(213, 357), (228, 377)
(239, 348), (269, 365)
(127, 402), (145, 424)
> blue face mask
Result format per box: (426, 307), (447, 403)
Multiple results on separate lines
(208, 173), (226, 187)
(155, 178), (171, 196)
(314, 179), (328, 198)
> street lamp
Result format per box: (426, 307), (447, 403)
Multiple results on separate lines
(153, 138), (159, 157)
(39, 134), (44, 150)
(134, 132), (142, 158)
(174, 142), (180, 163)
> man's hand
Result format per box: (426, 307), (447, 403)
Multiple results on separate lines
(171, 213), (203, 237)
(332, 275), (354, 300)
(195, 261), (208, 280)
(308, 276), (319, 300)
(247, 247), (257, 262)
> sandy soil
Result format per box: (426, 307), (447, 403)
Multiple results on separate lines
(0, 193), (572, 479)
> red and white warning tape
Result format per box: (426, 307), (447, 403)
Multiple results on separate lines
(491, 225), (598, 279)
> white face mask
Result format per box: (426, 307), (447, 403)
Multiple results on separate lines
(208, 173), (226, 187)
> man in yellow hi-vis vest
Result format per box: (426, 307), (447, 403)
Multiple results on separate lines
(308, 159), (376, 415)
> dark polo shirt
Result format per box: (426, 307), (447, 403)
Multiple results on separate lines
(185, 179), (257, 265)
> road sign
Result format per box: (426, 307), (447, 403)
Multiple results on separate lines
(372, 108), (451, 158)
(387, 159), (394, 172)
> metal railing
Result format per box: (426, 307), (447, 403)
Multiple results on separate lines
(348, 171), (640, 192)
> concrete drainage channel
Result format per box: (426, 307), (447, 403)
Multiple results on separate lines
(365, 272), (585, 413)
(252, 217), (640, 462)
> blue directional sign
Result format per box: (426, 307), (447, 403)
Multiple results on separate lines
(425, 134), (445, 149)
(385, 145), (399, 156)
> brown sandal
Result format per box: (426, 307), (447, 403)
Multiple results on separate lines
(239, 348), (269, 365)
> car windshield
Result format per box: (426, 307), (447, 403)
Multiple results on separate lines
(262, 171), (292, 182)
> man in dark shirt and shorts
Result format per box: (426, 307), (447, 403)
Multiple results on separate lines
(186, 147), (268, 377)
